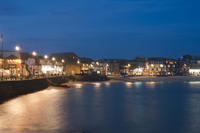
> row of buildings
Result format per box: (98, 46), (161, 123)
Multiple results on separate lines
(1, 49), (200, 79)
(0, 51), (65, 79)
(78, 55), (200, 77)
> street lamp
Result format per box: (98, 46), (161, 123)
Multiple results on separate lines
(52, 57), (56, 61)
(32, 51), (37, 78)
(51, 57), (56, 76)
(61, 59), (65, 75)
(15, 46), (21, 51)
(77, 60), (80, 64)
(44, 54), (48, 59)
(32, 51), (37, 56)
(0, 34), (3, 80)
(15, 45), (22, 79)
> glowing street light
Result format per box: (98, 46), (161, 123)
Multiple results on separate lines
(77, 60), (80, 64)
(15, 45), (22, 77)
(61, 59), (65, 63)
(52, 57), (56, 61)
(44, 55), (48, 59)
(32, 51), (37, 56)
(15, 46), (21, 51)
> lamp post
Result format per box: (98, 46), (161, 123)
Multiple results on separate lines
(77, 60), (80, 64)
(15, 45), (22, 79)
(61, 59), (65, 63)
(32, 51), (37, 78)
(52, 57), (56, 61)
(52, 57), (56, 76)
(44, 54), (48, 59)
(44, 55), (48, 77)
(61, 59), (65, 75)
(32, 51), (37, 57)
(15, 46), (21, 52)
(0, 34), (3, 80)
(77, 59), (81, 74)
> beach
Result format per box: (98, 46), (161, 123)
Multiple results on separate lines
(111, 76), (200, 82)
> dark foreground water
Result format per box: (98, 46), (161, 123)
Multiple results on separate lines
(1, 81), (200, 133)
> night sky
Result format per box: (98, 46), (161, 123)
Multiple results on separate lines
(0, 0), (200, 59)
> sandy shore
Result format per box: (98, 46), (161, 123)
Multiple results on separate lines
(111, 76), (200, 82)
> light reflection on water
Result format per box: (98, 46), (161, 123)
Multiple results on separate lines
(74, 83), (83, 89)
(188, 81), (200, 89)
(125, 82), (133, 88)
(104, 82), (111, 87)
(133, 82), (143, 88)
(0, 87), (65, 133)
(93, 82), (101, 88)
(145, 81), (157, 89)
(1, 81), (200, 133)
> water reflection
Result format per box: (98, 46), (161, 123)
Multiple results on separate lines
(93, 82), (101, 88)
(189, 81), (200, 84)
(0, 88), (64, 132)
(104, 82), (111, 87)
(133, 82), (143, 88)
(1, 81), (200, 133)
(125, 82), (133, 88)
(188, 81), (200, 88)
(145, 81), (156, 88)
(74, 83), (83, 89)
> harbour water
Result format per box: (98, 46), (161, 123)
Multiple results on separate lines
(1, 80), (200, 133)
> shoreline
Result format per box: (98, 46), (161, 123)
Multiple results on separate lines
(110, 76), (200, 82)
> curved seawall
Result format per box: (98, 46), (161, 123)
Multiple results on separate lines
(0, 77), (69, 104)
(0, 79), (49, 103)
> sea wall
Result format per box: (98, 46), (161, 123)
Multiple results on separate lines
(0, 75), (109, 104)
(0, 76), (69, 104)
(0, 78), (48, 103)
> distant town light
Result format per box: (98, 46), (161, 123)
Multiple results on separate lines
(44, 55), (48, 59)
(15, 46), (21, 51)
(160, 64), (164, 68)
(52, 57), (56, 61)
(128, 64), (131, 67)
(32, 51), (37, 56)
(77, 60), (80, 64)
(16, 59), (22, 64)
(96, 62), (99, 65)
(62, 59), (65, 63)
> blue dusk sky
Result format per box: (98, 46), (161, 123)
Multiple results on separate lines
(0, 0), (200, 59)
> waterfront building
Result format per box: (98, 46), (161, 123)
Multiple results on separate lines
(0, 51), (22, 79)
(146, 58), (166, 76)
(50, 52), (81, 75)
(97, 59), (122, 76)
(128, 57), (146, 76)
(189, 64), (200, 76)
(182, 55), (200, 76)
(40, 59), (64, 76)
(182, 55), (200, 65)
(146, 58), (178, 76)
